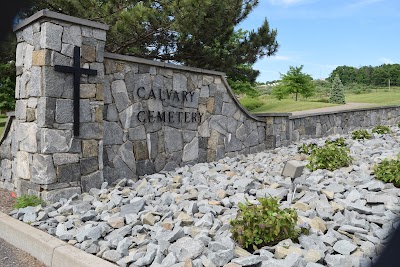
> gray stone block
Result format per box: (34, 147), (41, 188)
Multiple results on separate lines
(40, 22), (63, 51)
(57, 163), (81, 183)
(31, 154), (57, 185)
(55, 99), (73, 123)
(42, 187), (82, 202)
(79, 123), (103, 140)
(104, 121), (123, 145)
(37, 97), (56, 127)
(281, 160), (306, 178)
(80, 157), (99, 175)
(41, 128), (70, 153)
(136, 160), (155, 176)
(81, 170), (103, 192)
(164, 127), (183, 153)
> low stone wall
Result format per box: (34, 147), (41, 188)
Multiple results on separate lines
(289, 106), (400, 142)
(102, 53), (267, 183)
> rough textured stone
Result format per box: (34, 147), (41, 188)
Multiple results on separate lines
(81, 171), (103, 192)
(168, 237), (205, 262)
(31, 154), (57, 184)
(41, 128), (70, 153)
(40, 22), (63, 51)
(333, 240), (357, 255)
(282, 160), (306, 178)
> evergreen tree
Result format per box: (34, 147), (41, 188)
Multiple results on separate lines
(329, 75), (346, 104)
(4, 0), (279, 83)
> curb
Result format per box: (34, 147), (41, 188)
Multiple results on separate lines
(0, 212), (117, 267)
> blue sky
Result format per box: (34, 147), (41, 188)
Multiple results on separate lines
(238, 0), (400, 82)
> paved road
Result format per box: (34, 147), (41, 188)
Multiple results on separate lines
(291, 102), (376, 116)
(0, 237), (45, 267)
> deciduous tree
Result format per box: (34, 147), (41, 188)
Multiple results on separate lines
(272, 65), (315, 101)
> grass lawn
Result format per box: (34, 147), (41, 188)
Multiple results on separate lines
(248, 96), (339, 113)
(0, 115), (7, 136)
(346, 90), (400, 106)
(242, 88), (400, 113)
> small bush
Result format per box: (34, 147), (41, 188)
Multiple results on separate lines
(14, 195), (44, 209)
(306, 144), (353, 171)
(373, 158), (400, 187)
(351, 129), (372, 140)
(230, 197), (299, 251)
(325, 137), (347, 147)
(297, 143), (318, 155)
(372, 125), (391, 134)
(397, 121), (400, 128)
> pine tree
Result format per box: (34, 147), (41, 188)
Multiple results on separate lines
(7, 0), (279, 83)
(329, 75), (346, 104)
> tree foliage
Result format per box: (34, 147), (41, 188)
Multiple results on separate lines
(271, 65), (315, 101)
(329, 74), (345, 104)
(328, 64), (400, 86)
(12, 0), (278, 82)
(0, 61), (16, 112)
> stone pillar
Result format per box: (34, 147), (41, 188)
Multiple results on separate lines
(13, 10), (108, 201)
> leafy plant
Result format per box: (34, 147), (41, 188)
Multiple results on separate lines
(325, 137), (347, 147)
(306, 144), (353, 171)
(372, 125), (391, 134)
(14, 195), (44, 209)
(230, 197), (300, 251)
(373, 158), (400, 187)
(398, 121), (400, 128)
(297, 143), (318, 155)
(351, 129), (372, 140)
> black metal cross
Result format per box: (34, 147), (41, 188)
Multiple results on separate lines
(54, 46), (97, 136)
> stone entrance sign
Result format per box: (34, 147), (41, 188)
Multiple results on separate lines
(0, 10), (268, 201)
(1, 10), (399, 201)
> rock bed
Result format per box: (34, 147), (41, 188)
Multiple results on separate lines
(10, 126), (400, 267)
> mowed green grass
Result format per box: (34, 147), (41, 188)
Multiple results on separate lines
(244, 88), (400, 113)
(0, 116), (7, 136)
(249, 96), (339, 113)
(346, 90), (400, 106)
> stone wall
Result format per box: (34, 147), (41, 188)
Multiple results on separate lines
(102, 53), (267, 183)
(289, 106), (400, 142)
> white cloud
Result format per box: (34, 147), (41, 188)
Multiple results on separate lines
(379, 57), (395, 64)
(270, 55), (291, 61)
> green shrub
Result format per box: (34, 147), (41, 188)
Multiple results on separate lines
(230, 197), (300, 251)
(373, 158), (400, 187)
(297, 143), (318, 155)
(306, 144), (353, 171)
(325, 137), (347, 147)
(398, 121), (400, 128)
(372, 125), (391, 134)
(14, 195), (44, 209)
(351, 129), (372, 140)
(240, 97), (264, 111)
